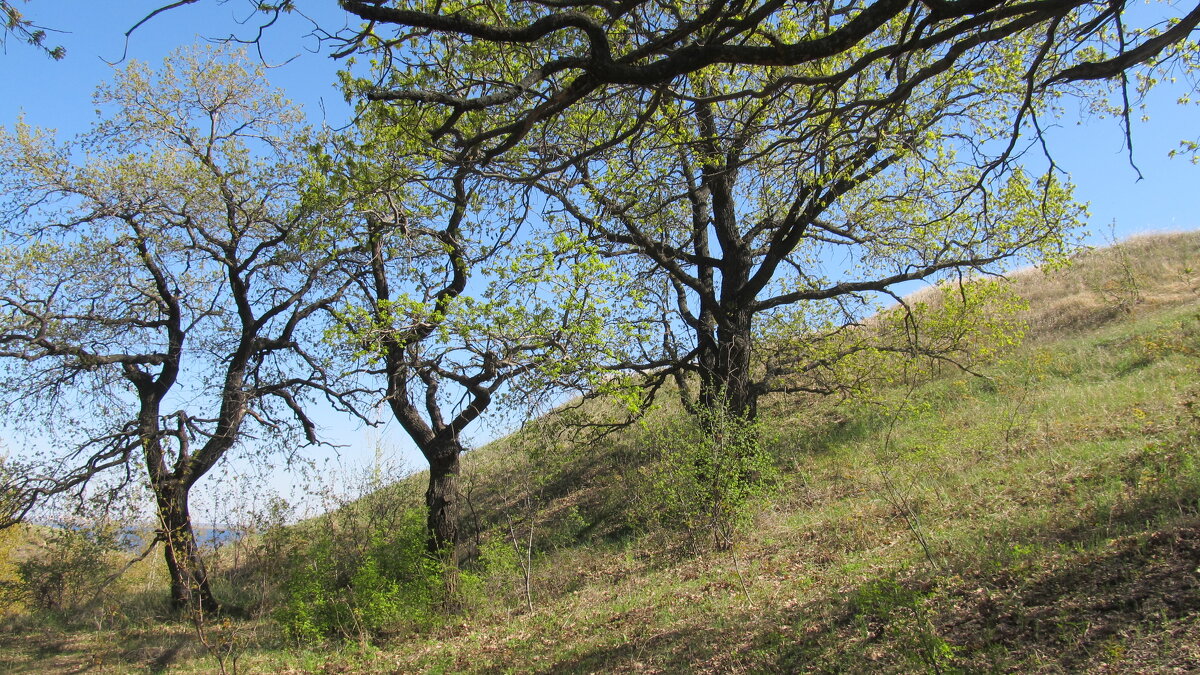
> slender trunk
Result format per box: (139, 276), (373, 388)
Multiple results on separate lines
(154, 482), (219, 614)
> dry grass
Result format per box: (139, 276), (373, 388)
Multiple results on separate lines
(1011, 231), (1200, 339)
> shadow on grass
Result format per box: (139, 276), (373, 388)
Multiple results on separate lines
(0, 618), (211, 674)
(753, 486), (1200, 673)
(538, 621), (751, 675)
(944, 517), (1200, 672)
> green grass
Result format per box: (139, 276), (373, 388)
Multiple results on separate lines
(2, 232), (1200, 672)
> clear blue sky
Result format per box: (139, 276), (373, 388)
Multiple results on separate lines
(0, 1), (354, 127)
(2, 2), (1199, 517)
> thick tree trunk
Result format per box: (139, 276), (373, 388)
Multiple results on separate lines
(698, 308), (758, 420)
(425, 451), (461, 557)
(154, 483), (219, 614)
(425, 443), (462, 606)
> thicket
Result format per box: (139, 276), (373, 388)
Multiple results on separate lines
(0, 507), (165, 632)
(631, 404), (777, 552)
(275, 507), (441, 644)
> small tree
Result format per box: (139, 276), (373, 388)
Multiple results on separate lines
(638, 403), (775, 551)
(314, 104), (625, 588)
(0, 46), (357, 612)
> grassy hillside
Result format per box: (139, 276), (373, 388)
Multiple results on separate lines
(1, 232), (1198, 673)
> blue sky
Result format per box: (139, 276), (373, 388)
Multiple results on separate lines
(2, 2), (1199, 517)
(1, 2), (355, 127)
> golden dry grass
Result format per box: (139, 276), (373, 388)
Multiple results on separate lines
(1010, 231), (1200, 339)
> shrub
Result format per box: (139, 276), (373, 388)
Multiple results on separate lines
(15, 522), (123, 618)
(276, 507), (442, 644)
(634, 405), (776, 550)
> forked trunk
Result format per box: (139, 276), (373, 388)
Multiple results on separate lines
(135, 396), (219, 615)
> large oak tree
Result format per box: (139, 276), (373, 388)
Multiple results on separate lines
(333, 0), (1194, 418)
(531, 36), (1084, 417)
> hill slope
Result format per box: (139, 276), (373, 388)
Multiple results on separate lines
(1, 232), (1198, 673)
(369, 233), (1200, 673)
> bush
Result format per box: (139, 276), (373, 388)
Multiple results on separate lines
(276, 507), (443, 644)
(15, 522), (123, 618)
(634, 405), (776, 550)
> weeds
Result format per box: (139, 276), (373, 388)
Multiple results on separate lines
(849, 578), (955, 673)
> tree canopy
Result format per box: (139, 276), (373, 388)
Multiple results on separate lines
(331, 0), (1163, 417)
(339, 0), (1200, 162)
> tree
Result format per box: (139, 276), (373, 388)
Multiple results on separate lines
(334, 0), (1195, 419)
(0, 46), (356, 612)
(532, 46), (1083, 418)
(313, 105), (622, 583)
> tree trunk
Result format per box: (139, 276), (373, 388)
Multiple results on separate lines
(698, 307), (758, 420)
(133, 393), (218, 615)
(425, 449), (461, 557)
(425, 444), (461, 607)
(154, 483), (219, 614)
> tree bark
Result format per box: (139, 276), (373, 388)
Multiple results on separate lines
(154, 482), (219, 613)
(133, 388), (218, 615)
(425, 443), (461, 606)
(425, 447), (461, 558)
(698, 306), (758, 420)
